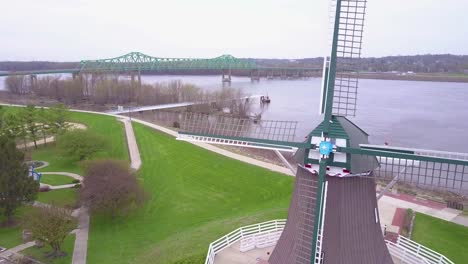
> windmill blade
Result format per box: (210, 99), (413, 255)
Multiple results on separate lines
(321, 0), (367, 117)
(177, 112), (308, 152)
(339, 144), (468, 195)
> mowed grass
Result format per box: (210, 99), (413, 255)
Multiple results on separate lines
(412, 213), (468, 263)
(33, 111), (129, 175)
(22, 234), (76, 264)
(0, 206), (35, 248)
(37, 189), (78, 209)
(40, 174), (76, 186)
(87, 123), (294, 264)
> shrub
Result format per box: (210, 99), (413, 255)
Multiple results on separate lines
(57, 130), (108, 161)
(80, 159), (145, 218)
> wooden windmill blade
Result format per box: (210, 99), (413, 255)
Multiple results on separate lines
(337, 144), (468, 195)
(177, 112), (308, 152)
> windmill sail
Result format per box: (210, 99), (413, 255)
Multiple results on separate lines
(339, 145), (468, 195)
(177, 112), (306, 152)
(321, 0), (367, 117)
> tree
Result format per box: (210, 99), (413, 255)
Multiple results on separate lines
(0, 136), (38, 224)
(38, 108), (52, 146)
(5, 76), (25, 95)
(23, 205), (76, 258)
(24, 105), (40, 149)
(48, 104), (69, 135)
(56, 130), (107, 161)
(80, 159), (145, 218)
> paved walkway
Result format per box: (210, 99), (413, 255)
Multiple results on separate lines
(120, 118), (142, 170)
(378, 193), (467, 236)
(39, 172), (83, 190)
(214, 241), (274, 264)
(0, 242), (35, 259)
(72, 207), (90, 264)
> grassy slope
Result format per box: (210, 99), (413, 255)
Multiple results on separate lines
(33, 112), (129, 174)
(37, 189), (78, 209)
(22, 234), (76, 264)
(87, 123), (294, 264)
(412, 213), (468, 263)
(40, 174), (76, 186)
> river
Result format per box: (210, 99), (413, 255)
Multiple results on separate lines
(1, 75), (468, 152)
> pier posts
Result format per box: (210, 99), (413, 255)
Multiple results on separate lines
(222, 69), (232, 83)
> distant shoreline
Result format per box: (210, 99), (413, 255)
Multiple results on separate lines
(1, 72), (468, 85)
(357, 73), (468, 83)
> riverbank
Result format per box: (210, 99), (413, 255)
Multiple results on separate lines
(359, 72), (468, 83)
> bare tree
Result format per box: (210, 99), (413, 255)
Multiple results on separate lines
(5, 76), (26, 94)
(23, 205), (76, 258)
(80, 159), (145, 218)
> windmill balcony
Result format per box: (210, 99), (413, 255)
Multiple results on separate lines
(205, 220), (454, 264)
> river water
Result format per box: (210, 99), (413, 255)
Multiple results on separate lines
(1, 75), (468, 152)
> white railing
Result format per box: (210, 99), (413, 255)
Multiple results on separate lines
(387, 240), (431, 264)
(395, 236), (454, 264)
(205, 219), (286, 264)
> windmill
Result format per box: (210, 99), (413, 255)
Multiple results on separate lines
(177, 0), (468, 263)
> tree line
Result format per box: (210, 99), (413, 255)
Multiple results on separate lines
(4, 75), (254, 117)
(2, 54), (468, 74)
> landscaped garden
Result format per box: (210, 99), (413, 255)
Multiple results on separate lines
(1, 107), (294, 264)
(0, 107), (130, 264)
(412, 212), (468, 264)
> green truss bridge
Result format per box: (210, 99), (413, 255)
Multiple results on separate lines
(0, 52), (320, 83)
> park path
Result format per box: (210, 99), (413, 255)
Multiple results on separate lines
(39, 172), (84, 190)
(72, 207), (89, 264)
(0, 242), (35, 259)
(119, 118), (142, 170)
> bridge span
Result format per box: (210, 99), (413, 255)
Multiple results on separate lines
(0, 52), (320, 83)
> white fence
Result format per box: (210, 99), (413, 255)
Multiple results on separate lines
(204, 219), (286, 264)
(205, 220), (454, 264)
(391, 235), (454, 264)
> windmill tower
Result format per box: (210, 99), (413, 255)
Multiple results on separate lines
(177, 0), (468, 263)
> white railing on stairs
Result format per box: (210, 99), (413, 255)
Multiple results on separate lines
(204, 219), (286, 264)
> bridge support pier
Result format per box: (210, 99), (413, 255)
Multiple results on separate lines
(137, 71), (141, 88)
(222, 69), (231, 84)
(29, 74), (37, 90)
(250, 70), (260, 82)
(281, 70), (287, 80)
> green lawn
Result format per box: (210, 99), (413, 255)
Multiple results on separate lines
(0, 206), (35, 249)
(87, 123), (294, 264)
(33, 111), (129, 175)
(37, 189), (78, 209)
(21, 234), (75, 264)
(412, 213), (468, 263)
(40, 174), (76, 186)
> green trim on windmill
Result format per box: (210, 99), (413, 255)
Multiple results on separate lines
(309, 116), (350, 139)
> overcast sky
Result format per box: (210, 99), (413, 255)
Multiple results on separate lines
(0, 0), (467, 61)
